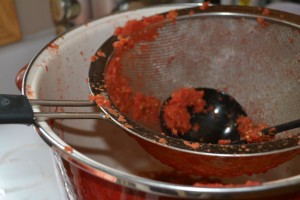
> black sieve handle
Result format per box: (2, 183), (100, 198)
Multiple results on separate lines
(0, 94), (34, 124)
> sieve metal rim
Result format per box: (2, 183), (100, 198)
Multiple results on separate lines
(89, 5), (300, 157)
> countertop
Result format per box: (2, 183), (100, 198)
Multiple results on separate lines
(0, 29), (66, 200)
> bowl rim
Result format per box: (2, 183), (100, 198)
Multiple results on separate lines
(23, 4), (300, 199)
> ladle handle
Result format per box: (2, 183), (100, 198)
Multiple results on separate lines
(0, 94), (34, 124)
(262, 119), (300, 135)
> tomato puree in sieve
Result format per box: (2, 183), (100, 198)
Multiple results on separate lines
(92, 9), (274, 145)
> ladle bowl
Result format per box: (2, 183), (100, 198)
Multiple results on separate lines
(160, 87), (247, 144)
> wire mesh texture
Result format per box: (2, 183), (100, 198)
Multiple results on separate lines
(89, 6), (300, 155)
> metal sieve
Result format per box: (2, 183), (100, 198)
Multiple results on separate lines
(89, 5), (300, 177)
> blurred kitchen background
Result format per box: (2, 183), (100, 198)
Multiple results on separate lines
(1, 0), (300, 47)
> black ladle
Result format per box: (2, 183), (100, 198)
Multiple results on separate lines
(160, 88), (300, 144)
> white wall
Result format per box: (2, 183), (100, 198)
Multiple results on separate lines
(15, 0), (54, 36)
